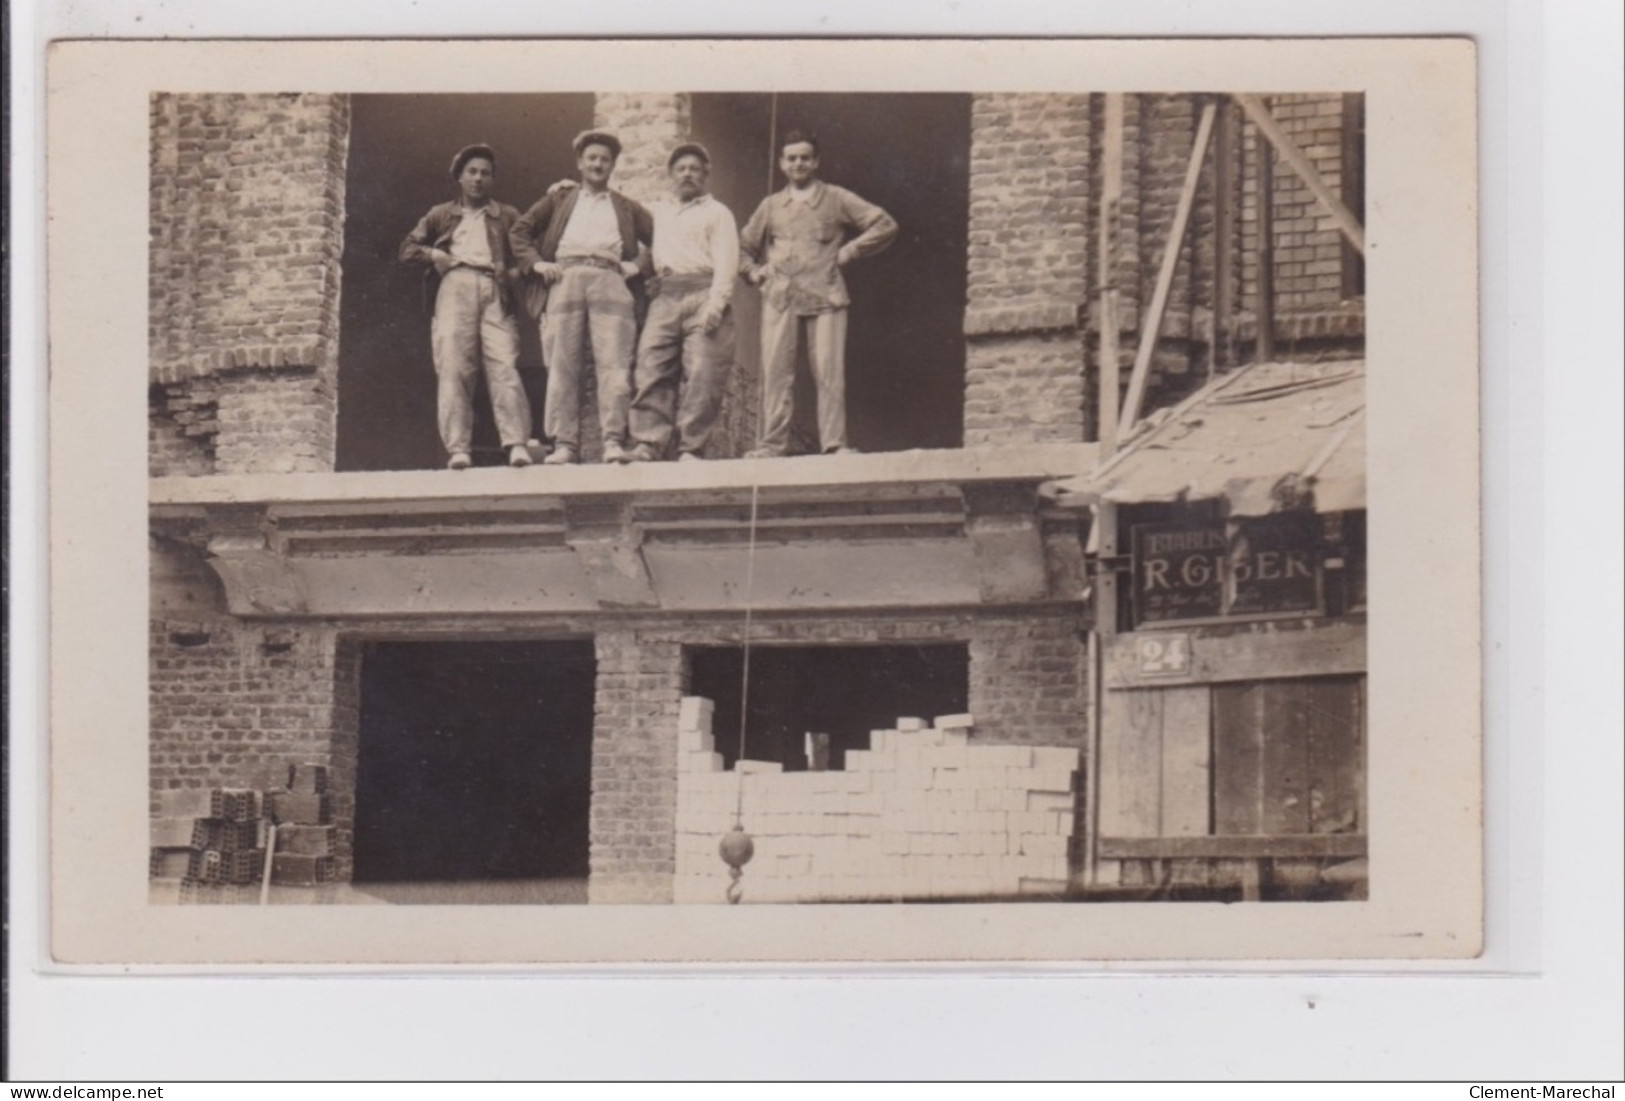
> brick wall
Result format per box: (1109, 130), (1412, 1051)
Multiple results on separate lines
(149, 614), (361, 879)
(673, 708), (1079, 903)
(1243, 93), (1358, 314)
(148, 93), (349, 475)
(967, 612), (1089, 748)
(593, 92), (692, 206)
(963, 94), (1092, 447)
(168, 605), (1085, 899)
(586, 608), (1085, 901)
(587, 629), (687, 903)
(149, 380), (219, 477)
(962, 92), (1364, 444)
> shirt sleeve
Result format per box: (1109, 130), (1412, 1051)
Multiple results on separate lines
(399, 208), (440, 267)
(632, 199), (655, 250)
(508, 196), (553, 271)
(707, 204), (741, 311)
(738, 198), (771, 279)
(836, 187), (899, 265)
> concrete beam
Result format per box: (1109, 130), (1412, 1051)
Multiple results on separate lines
(564, 497), (659, 610)
(962, 483), (1049, 603)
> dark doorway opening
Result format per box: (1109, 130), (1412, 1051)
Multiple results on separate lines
(689, 643), (969, 771)
(337, 94), (595, 472)
(353, 639), (595, 884)
(691, 93), (972, 454)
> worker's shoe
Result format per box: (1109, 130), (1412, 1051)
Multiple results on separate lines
(543, 445), (577, 466)
(447, 452), (473, 471)
(507, 445), (533, 468)
(602, 439), (632, 464)
(677, 451), (702, 463)
(825, 446), (862, 456)
(743, 447), (784, 459)
(629, 443), (660, 463)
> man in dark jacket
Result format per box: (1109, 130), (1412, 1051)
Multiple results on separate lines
(399, 143), (535, 470)
(510, 130), (654, 465)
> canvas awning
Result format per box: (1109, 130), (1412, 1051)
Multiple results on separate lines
(1044, 360), (1365, 517)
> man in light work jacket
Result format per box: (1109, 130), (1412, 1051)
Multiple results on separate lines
(399, 143), (535, 470)
(510, 130), (654, 465)
(627, 142), (740, 463)
(739, 130), (898, 457)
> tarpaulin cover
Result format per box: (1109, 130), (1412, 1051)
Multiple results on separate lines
(1045, 360), (1365, 516)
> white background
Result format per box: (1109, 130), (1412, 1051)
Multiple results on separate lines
(9, 0), (1622, 1081)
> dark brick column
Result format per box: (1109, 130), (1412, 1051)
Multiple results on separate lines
(148, 93), (350, 475)
(588, 630), (687, 903)
(963, 94), (1093, 447)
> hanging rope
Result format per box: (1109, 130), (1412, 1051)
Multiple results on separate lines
(735, 479), (762, 801)
(719, 95), (782, 905)
(719, 476), (764, 904)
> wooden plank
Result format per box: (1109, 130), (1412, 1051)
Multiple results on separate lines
(1212, 681), (1265, 834)
(1098, 689), (1162, 838)
(1255, 117), (1275, 363)
(1213, 101), (1238, 360)
(1260, 681), (1311, 835)
(1098, 833), (1366, 860)
(1235, 93), (1366, 256)
(1098, 93), (1125, 460)
(1118, 100), (1218, 438)
(1158, 685), (1212, 836)
(1307, 676), (1364, 834)
(1103, 622), (1367, 689)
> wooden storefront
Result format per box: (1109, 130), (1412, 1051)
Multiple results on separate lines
(1050, 359), (1368, 900)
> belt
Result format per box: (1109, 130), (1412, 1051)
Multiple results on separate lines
(656, 271), (714, 294)
(559, 256), (623, 272)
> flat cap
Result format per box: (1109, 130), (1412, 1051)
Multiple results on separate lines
(449, 143), (497, 179)
(572, 130), (623, 158)
(667, 141), (712, 169)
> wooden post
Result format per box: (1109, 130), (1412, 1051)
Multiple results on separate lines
(1086, 500), (1121, 890)
(1212, 101), (1237, 375)
(1235, 92), (1366, 255)
(1097, 93), (1125, 463)
(1256, 112), (1276, 364)
(1118, 100), (1217, 440)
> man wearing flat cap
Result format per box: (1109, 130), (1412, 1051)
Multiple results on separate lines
(399, 143), (536, 469)
(510, 130), (654, 465)
(625, 142), (740, 462)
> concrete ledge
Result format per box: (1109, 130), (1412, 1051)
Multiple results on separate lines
(150, 444), (1098, 512)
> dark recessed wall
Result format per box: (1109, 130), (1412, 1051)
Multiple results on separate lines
(353, 639), (596, 882)
(336, 93), (969, 468)
(337, 94), (594, 471)
(689, 643), (970, 770)
(692, 93), (971, 454)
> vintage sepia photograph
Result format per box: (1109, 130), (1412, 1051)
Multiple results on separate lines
(145, 86), (1369, 908)
(46, 37), (1481, 964)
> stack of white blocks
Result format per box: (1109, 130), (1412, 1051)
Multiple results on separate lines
(673, 698), (1077, 904)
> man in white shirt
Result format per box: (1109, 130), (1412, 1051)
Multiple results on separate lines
(627, 143), (740, 462)
(510, 131), (654, 465)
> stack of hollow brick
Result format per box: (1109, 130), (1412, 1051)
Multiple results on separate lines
(674, 699), (1079, 904)
(149, 762), (336, 902)
(266, 762), (336, 887)
(150, 788), (268, 904)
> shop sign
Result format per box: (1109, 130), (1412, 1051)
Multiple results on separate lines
(1133, 519), (1320, 624)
